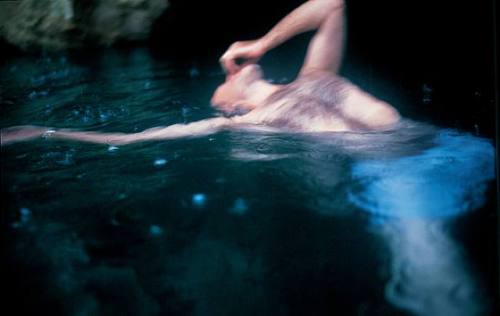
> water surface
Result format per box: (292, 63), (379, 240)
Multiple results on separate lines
(1, 48), (497, 316)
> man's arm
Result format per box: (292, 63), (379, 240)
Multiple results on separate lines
(260, 0), (344, 55)
(1, 117), (233, 146)
(298, 2), (344, 76)
(220, 0), (344, 74)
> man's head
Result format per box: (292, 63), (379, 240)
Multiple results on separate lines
(211, 64), (264, 115)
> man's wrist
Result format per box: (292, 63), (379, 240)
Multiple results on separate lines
(258, 36), (273, 55)
(42, 128), (56, 138)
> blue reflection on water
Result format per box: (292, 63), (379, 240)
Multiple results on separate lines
(346, 129), (495, 316)
(349, 130), (495, 218)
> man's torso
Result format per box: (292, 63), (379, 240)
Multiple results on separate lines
(237, 72), (400, 132)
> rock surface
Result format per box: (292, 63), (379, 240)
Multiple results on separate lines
(0, 0), (169, 50)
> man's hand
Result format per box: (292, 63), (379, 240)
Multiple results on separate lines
(220, 0), (344, 77)
(1, 117), (234, 146)
(219, 39), (266, 75)
(1, 125), (50, 145)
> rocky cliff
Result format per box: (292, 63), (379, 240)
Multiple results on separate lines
(0, 0), (169, 50)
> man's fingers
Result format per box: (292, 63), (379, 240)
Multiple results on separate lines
(220, 46), (259, 75)
(241, 58), (258, 68)
(220, 56), (240, 75)
(219, 54), (229, 70)
(0, 125), (47, 145)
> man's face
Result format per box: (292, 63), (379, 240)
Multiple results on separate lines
(211, 65), (263, 115)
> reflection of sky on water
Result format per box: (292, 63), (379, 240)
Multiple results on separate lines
(349, 130), (495, 218)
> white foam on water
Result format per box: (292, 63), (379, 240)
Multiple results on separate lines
(154, 158), (167, 167)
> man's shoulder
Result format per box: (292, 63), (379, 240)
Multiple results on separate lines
(341, 85), (401, 129)
(297, 70), (344, 81)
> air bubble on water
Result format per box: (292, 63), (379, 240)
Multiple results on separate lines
(422, 83), (433, 93)
(57, 152), (74, 166)
(229, 198), (248, 216)
(208, 70), (221, 76)
(215, 177), (226, 184)
(20, 207), (31, 222)
(11, 207), (32, 229)
(149, 225), (163, 236)
(181, 107), (190, 117)
(154, 158), (167, 166)
(422, 83), (433, 104)
(44, 104), (53, 115)
(11, 222), (22, 229)
(189, 66), (200, 77)
(192, 193), (206, 206)
(31, 75), (46, 85)
(99, 113), (109, 122)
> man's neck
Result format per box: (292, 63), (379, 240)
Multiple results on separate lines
(244, 80), (281, 109)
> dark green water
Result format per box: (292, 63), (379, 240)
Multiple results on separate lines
(1, 48), (497, 316)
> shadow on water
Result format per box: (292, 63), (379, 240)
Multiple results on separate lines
(1, 48), (497, 316)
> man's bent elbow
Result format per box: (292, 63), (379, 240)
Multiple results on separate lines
(315, 0), (344, 9)
(370, 105), (401, 129)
